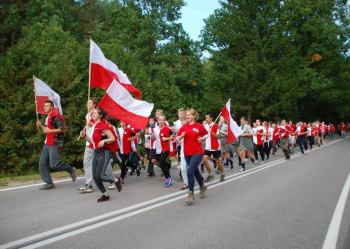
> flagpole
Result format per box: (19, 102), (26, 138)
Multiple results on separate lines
(213, 112), (222, 124)
(33, 75), (39, 120)
(88, 38), (91, 102)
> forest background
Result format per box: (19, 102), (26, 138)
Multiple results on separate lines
(1, 0), (349, 176)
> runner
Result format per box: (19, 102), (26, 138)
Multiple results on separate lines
(239, 117), (256, 172)
(173, 108), (188, 190)
(296, 121), (308, 155)
(203, 113), (225, 182)
(271, 122), (279, 156)
(118, 120), (134, 183)
(341, 121), (347, 138)
(279, 120), (291, 160)
(145, 117), (155, 177)
(255, 119), (266, 162)
(80, 107), (121, 202)
(263, 121), (272, 160)
(176, 108), (208, 205)
(79, 99), (96, 193)
(158, 114), (174, 187)
(218, 116), (236, 169)
(36, 100), (76, 190)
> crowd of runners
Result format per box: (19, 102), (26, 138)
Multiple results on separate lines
(36, 99), (349, 205)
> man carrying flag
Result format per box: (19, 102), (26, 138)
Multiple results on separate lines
(34, 77), (76, 189)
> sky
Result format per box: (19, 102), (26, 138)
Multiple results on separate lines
(180, 0), (221, 41)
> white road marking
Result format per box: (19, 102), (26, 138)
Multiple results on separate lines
(0, 138), (347, 249)
(322, 173), (350, 249)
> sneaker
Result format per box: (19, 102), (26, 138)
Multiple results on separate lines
(70, 167), (77, 182)
(81, 185), (93, 193)
(199, 185), (207, 198)
(204, 175), (215, 183)
(220, 174), (225, 182)
(164, 178), (173, 187)
(185, 192), (194, 205)
(39, 183), (55, 190)
(115, 177), (122, 192)
(129, 169), (135, 176)
(254, 160), (258, 165)
(147, 173), (155, 177)
(108, 183), (117, 190)
(136, 168), (141, 177)
(240, 168), (245, 172)
(97, 195), (110, 202)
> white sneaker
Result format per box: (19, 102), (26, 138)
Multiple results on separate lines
(108, 183), (117, 190)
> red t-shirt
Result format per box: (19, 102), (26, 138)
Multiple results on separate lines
(91, 121), (110, 150)
(178, 123), (208, 156)
(273, 127), (280, 141)
(104, 125), (119, 153)
(159, 126), (172, 153)
(279, 125), (290, 139)
(311, 127), (318, 137)
(341, 123), (347, 132)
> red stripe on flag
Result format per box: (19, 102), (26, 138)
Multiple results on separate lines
(90, 63), (142, 99)
(221, 106), (237, 144)
(98, 94), (149, 129)
(35, 96), (49, 114)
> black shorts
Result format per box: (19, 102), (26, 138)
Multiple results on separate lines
(149, 149), (161, 161)
(204, 150), (221, 159)
(145, 148), (151, 156)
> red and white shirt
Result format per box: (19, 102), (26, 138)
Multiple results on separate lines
(117, 127), (133, 154)
(204, 123), (220, 151)
(256, 126), (265, 145)
(104, 125), (119, 153)
(150, 125), (162, 154)
(178, 123), (208, 156)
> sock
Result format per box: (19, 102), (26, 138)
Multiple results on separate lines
(238, 156), (242, 165)
(102, 192), (109, 197)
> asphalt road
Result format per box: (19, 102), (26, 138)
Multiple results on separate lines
(0, 138), (349, 249)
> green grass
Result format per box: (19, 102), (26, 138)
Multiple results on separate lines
(0, 170), (85, 187)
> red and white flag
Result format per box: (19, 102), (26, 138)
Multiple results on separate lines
(98, 80), (153, 129)
(34, 76), (63, 115)
(90, 39), (142, 99)
(220, 99), (242, 143)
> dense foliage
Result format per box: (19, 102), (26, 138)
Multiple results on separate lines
(0, 0), (349, 175)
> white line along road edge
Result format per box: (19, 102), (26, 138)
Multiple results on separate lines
(0, 138), (347, 249)
(322, 173), (350, 249)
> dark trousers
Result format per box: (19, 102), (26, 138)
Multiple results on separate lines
(120, 153), (130, 179)
(185, 154), (204, 192)
(92, 149), (114, 193)
(272, 140), (278, 155)
(159, 151), (171, 179)
(297, 136), (308, 154)
(308, 136), (314, 149)
(253, 143), (258, 160)
(264, 141), (271, 160)
(39, 145), (73, 184)
(257, 144), (265, 161)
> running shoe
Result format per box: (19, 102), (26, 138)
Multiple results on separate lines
(97, 195), (110, 202)
(164, 178), (173, 187)
(204, 174), (214, 183)
(220, 174), (225, 182)
(115, 177), (122, 192)
(39, 183), (55, 190)
(199, 185), (207, 198)
(108, 183), (117, 190)
(240, 168), (245, 172)
(180, 185), (188, 190)
(81, 185), (93, 193)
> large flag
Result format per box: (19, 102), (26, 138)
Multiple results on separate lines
(98, 80), (153, 129)
(90, 39), (142, 99)
(34, 76), (63, 115)
(220, 99), (242, 143)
